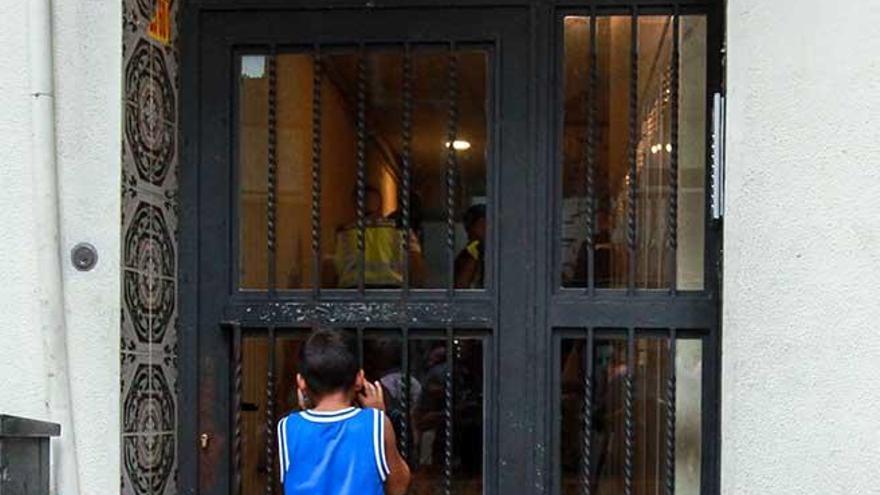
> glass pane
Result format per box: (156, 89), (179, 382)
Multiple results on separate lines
(636, 16), (674, 289)
(407, 336), (484, 494)
(241, 330), (484, 494)
(559, 334), (702, 494)
(677, 17), (707, 291)
(561, 16), (707, 290)
(239, 55), (270, 289)
(237, 47), (489, 291)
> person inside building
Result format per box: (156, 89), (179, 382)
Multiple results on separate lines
(454, 204), (486, 289)
(332, 186), (426, 289)
(568, 208), (613, 288)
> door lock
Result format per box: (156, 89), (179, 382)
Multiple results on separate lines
(200, 433), (211, 450)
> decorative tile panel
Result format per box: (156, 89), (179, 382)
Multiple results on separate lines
(121, 0), (179, 492)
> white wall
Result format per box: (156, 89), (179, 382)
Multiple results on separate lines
(723, 1), (880, 493)
(0, 1), (121, 494)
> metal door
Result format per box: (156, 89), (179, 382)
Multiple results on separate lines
(179, 3), (723, 495)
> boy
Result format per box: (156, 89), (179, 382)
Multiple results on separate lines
(277, 329), (412, 495)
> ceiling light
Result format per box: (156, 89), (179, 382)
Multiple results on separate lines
(446, 140), (471, 151)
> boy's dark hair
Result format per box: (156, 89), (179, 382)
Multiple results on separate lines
(298, 329), (359, 397)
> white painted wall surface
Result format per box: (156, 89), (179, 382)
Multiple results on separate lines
(0, 1), (121, 494)
(723, 1), (880, 493)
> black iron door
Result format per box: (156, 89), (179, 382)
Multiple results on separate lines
(181, 3), (722, 495)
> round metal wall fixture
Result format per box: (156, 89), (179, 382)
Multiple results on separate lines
(71, 243), (98, 272)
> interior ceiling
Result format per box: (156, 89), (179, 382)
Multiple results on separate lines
(563, 16), (673, 122)
(323, 48), (489, 197)
(315, 22), (671, 201)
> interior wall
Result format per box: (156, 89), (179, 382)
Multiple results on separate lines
(723, 1), (880, 493)
(239, 54), (398, 290)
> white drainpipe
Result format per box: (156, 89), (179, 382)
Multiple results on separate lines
(28, 0), (81, 493)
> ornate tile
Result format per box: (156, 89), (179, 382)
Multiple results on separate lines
(122, 138), (146, 203)
(122, 433), (175, 495)
(121, 353), (151, 434)
(122, 435), (151, 495)
(123, 193), (173, 276)
(122, 187), (143, 270)
(122, 0), (180, 492)
(150, 197), (176, 279)
(125, 38), (177, 189)
(154, 354), (178, 432)
(147, 434), (176, 494)
(121, 281), (150, 353)
(159, 435), (178, 495)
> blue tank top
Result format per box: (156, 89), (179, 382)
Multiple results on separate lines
(277, 407), (390, 495)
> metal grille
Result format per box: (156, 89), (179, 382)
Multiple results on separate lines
(227, 41), (489, 495)
(554, 7), (718, 494)
(183, 3), (723, 494)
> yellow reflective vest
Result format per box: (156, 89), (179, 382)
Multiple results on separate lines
(334, 218), (406, 288)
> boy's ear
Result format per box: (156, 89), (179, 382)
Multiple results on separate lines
(355, 369), (366, 392)
(296, 373), (308, 392)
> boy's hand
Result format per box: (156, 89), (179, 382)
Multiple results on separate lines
(357, 380), (385, 411)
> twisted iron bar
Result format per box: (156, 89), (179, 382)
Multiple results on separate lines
(665, 329), (677, 495)
(265, 327), (276, 495)
(311, 49), (323, 296)
(585, 13), (598, 295)
(267, 53), (278, 293)
(401, 45), (413, 294)
(581, 328), (594, 495)
(627, 11), (639, 293)
(443, 329), (455, 495)
(400, 328), (411, 461)
(445, 46), (459, 295)
(356, 48), (367, 293)
(624, 329), (635, 495)
(232, 324), (243, 495)
(667, 13), (681, 295)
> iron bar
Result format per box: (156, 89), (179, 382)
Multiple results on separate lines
(665, 328), (677, 495)
(627, 9), (639, 294)
(401, 44), (413, 295)
(624, 327), (635, 495)
(356, 46), (368, 294)
(445, 43), (459, 295)
(667, 12), (680, 295)
(400, 326), (411, 461)
(585, 12), (598, 296)
(443, 326), (455, 495)
(265, 325), (276, 495)
(312, 48), (323, 297)
(267, 51), (278, 295)
(356, 326), (364, 369)
(232, 323), (243, 495)
(580, 327), (594, 495)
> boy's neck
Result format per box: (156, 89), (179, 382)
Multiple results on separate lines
(310, 390), (354, 411)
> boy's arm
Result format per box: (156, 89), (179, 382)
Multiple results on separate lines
(383, 415), (412, 495)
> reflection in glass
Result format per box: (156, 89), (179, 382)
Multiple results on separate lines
(238, 48), (489, 290)
(239, 330), (484, 494)
(561, 16), (707, 290)
(559, 335), (701, 494)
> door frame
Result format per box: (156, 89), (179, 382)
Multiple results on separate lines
(181, 6), (534, 495)
(178, 1), (725, 494)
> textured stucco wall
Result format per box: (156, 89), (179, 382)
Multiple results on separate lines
(0, 1), (121, 494)
(0, 0), (46, 421)
(723, 1), (880, 493)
